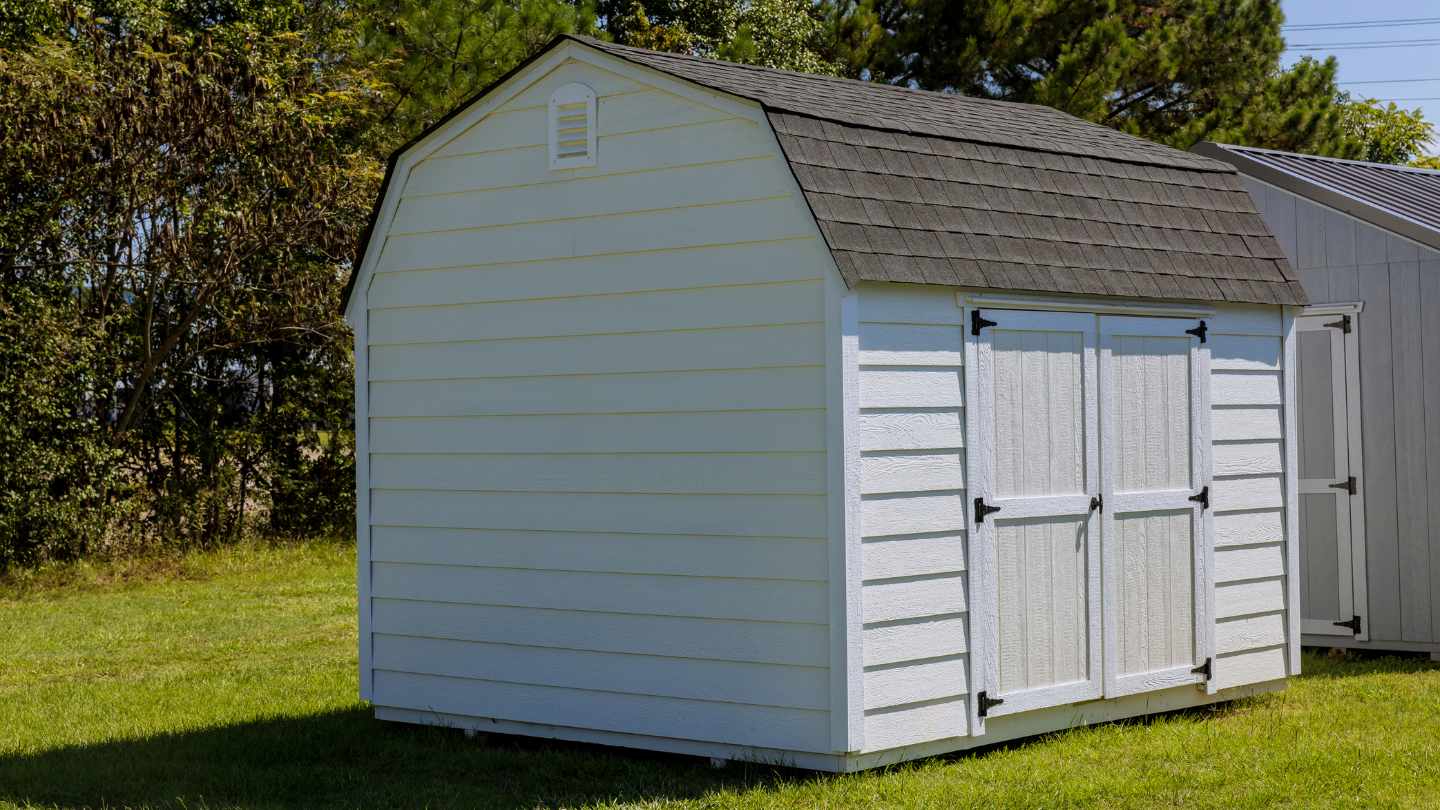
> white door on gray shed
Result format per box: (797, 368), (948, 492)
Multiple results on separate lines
(1098, 316), (1212, 697)
(1295, 312), (1368, 640)
(971, 309), (1103, 720)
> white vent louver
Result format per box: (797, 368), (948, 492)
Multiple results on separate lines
(549, 83), (597, 170)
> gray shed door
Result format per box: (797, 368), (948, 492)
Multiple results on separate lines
(1296, 313), (1369, 640)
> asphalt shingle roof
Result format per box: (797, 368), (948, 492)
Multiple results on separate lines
(577, 38), (1305, 305)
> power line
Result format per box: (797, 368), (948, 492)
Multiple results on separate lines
(1291, 37), (1440, 47)
(1293, 41), (1440, 51)
(1284, 17), (1440, 31)
(1343, 78), (1440, 84)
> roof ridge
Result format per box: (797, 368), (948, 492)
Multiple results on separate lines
(1216, 142), (1440, 176)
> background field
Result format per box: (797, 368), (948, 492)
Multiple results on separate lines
(1, 544), (1437, 810)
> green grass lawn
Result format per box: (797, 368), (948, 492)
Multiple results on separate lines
(2, 544), (1438, 810)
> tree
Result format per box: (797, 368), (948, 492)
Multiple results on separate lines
(1337, 94), (1440, 168)
(605, 0), (841, 74)
(835, 0), (1361, 155)
(358, 0), (602, 143)
(0, 3), (376, 556)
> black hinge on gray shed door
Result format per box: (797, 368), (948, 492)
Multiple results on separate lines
(1324, 314), (1352, 334)
(971, 309), (998, 336)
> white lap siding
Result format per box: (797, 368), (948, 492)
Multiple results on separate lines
(1209, 303), (1293, 687)
(363, 58), (835, 753)
(854, 283), (971, 751)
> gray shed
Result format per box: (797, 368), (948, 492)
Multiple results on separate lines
(1196, 142), (1440, 660)
(341, 36), (1311, 771)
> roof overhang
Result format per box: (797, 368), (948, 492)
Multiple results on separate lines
(1190, 141), (1440, 255)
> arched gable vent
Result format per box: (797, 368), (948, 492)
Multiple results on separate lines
(549, 83), (597, 170)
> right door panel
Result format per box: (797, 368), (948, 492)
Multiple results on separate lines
(1099, 316), (1211, 697)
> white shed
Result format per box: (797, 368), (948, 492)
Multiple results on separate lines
(1196, 142), (1440, 661)
(341, 36), (1308, 771)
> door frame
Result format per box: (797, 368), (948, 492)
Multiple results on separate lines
(1097, 315), (1214, 696)
(967, 308), (1103, 730)
(1297, 303), (1369, 642)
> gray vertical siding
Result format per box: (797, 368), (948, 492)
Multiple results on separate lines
(1243, 178), (1440, 645)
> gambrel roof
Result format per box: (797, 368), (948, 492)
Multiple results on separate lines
(344, 36), (1308, 309)
(1193, 141), (1440, 253)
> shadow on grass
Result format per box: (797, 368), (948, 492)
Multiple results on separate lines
(1296, 646), (1439, 680)
(0, 705), (817, 810)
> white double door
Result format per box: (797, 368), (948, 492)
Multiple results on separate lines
(970, 309), (1212, 725)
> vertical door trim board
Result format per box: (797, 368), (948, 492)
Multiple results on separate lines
(963, 305), (987, 735)
(1282, 306), (1303, 674)
(831, 286), (865, 752)
(1199, 323), (1217, 694)
(1096, 315), (1213, 697)
(972, 309), (1103, 718)
(1301, 302), (1370, 641)
(352, 292), (374, 701)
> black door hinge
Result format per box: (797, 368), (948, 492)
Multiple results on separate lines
(1186, 320), (1208, 343)
(1333, 615), (1362, 634)
(1192, 657), (1212, 681)
(1324, 314), (1352, 334)
(1090, 494), (1103, 513)
(971, 309), (998, 336)
(974, 497), (1002, 524)
(1188, 485), (1209, 511)
(1329, 476), (1357, 495)
(977, 691), (1004, 718)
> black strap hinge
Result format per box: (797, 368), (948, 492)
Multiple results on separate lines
(1090, 494), (1103, 513)
(1329, 476), (1357, 495)
(1186, 320), (1208, 343)
(974, 497), (1002, 524)
(977, 690), (1004, 718)
(1192, 657), (1212, 681)
(971, 309), (998, 336)
(1188, 485), (1209, 511)
(1324, 314), (1352, 334)
(1333, 615), (1362, 634)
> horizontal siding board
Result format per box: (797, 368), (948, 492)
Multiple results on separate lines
(372, 563), (828, 622)
(1212, 406), (1283, 441)
(370, 367), (824, 418)
(369, 281), (823, 346)
(1213, 646), (1288, 690)
(373, 197), (816, 274)
(370, 410), (827, 454)
(370, 489), (827, 538)
(494, 61), (652, 113)
(861, 492), (968, 538)
(857, 410), (964, 451)
(1215, 578), (1286, 619)
(1214, 509), (1285, 548)
(858, 323), (965, 366)
(1209, 335), (1283, 370)
(1213, 475), (1284, 512)
(390, 157), (793, 236)
(371, 451), (827, 495)
(1208, 305), (1283, 337)
(1212, 441), (1284, 476)
(858, 368), (964, 409)
(407, 118), (770, 199)
(366, 240), (826, 310)
(862, 615), (969, 667)
(858, 283), (965, 325)
(372, 670), (829, 752)
(861, 452), (965, 494)
(1215, 612), (1287, 655)
(1215, 543), (1286, 583)
(431, 89), (735, 158)
(371, 526), (828, 580)
(862, 534), (967, 580)
(863, 656), (969, 711)
(373, 598), (828, 666)
(373, 634), (827, 710)
(863, 574), (968, 623)
(862, 696), (969, 751)
(1211, 372), (1283, 406)
(369, 324), (823, 382)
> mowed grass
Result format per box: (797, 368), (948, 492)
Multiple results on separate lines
(2, 545), (1438, 810)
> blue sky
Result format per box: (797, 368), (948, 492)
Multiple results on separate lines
(1280, 1), (1440, 156)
